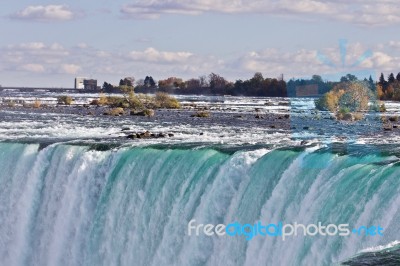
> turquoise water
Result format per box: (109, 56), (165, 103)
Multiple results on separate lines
(342, 241), (400, 265)
(0, 142), (399, 266)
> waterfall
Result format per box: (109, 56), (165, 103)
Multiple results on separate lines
(0, 142), (399, 266)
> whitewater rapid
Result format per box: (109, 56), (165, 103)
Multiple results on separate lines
(2, 93), (400, 146)
(0, 142), (399, 266)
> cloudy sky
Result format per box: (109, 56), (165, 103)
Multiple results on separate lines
(1, 0), (400, 87)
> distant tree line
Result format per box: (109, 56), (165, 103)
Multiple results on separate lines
(377, 72), (400, 101)
(287, 75), (333, 96)
(101, 72), (287, 97)
(100, 71), (400, 101)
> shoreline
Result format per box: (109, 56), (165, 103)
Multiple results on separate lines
(1, 101), (399, 145)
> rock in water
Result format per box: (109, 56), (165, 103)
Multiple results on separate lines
(130, 109), (155, 117)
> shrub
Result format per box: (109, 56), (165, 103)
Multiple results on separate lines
(90, 99), (100, 105)
(315, 90), (341, 111)
(128, 93), (144, 109)
(130, 108), (155, 117)
(339, 107), (351, 115)
(339, 87), (369, 112)
(369, 102), (386, 112)
(380, 103), (387, 112)
(106, 96), (127, 108)
(155, 92), (181, 109)
(90, 93), (109, 106)
(143, 109), (155, 117)
(166, 98), (180, 109)
(315, 82), (370, 113)
(7, 100), (16, 107)
(317, 81), (373, 122)
(342, 113), (353, 121)
(33, 99), (41, 108)
(336, 105), (364, 121)
(99, 93), (108, 105)
(105, 107), (124, 116)
(137, 94), (153, 104)
(57, 96), (73, 105)
(191, 111), (210, 118)
(353, 113), (364, 121)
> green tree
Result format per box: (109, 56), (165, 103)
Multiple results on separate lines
(251, 72), (264, 83)
(312, 74), (323, 83)
(209, 73), (227, 89)
(199, 75), (208, 87)
(119, 77), (134, 87)
(338, 82), (370, 112)
(315, 81), (370, 114)
(368, 75), (374, 88)
(185, 78), (201, 89)
(102, 82), (114, 92)
(388, 73), (395, 83)
(393, 82), (400, 101)
(249, 72), (264, 93)
(379, 73), (386, 85)
(340, 74), (358, 82)
(144, 76), (156, 87)
(387, 84), (395, 99)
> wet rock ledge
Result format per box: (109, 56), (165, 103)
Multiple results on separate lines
(124, 130), (174, 139)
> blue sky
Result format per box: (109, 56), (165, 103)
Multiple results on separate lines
(1, 1), (400, 87)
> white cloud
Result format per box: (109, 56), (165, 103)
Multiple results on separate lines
(76, 43), (89, 49)
(370, 52), (393, 67)
(134, 37), (152, 43)
(60, 64), (81, 74)
(121, 0), (400, 26)
(50, 43), (65, 50)
(128, 47), (193, 63)
(388, 41), (400, 50)
(121, 3), (203, 19)
(233, 48), (321, 78)
(230, 42), (400, 80)
(1, 41), (400, 86)
(1, 42), (73, 75)
(96, 51), (111, 58)
(12, 5), (76, 22)
(21, 64), (45, 73)
(18, 42), (46, 50)
(7, 42), (69, 58)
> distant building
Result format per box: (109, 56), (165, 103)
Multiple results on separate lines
(75, 77), (86, 89)
(83, 79), (97, 90)
(295, 84), (319, 97)
(75, 77), (98, 90)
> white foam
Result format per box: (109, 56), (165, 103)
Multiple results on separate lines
(360, 240), (400, 253)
